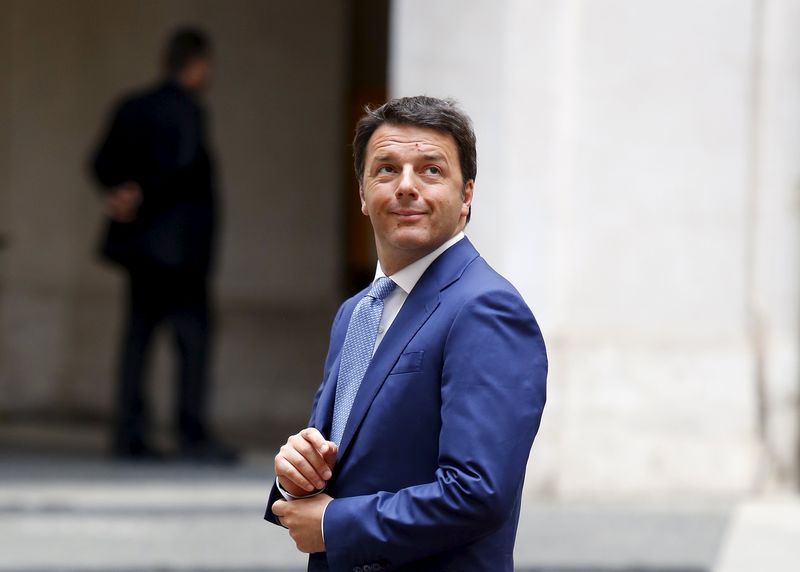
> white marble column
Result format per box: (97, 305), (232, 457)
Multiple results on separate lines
(751, 0), (800, 490)
(391, 0), (800, 496)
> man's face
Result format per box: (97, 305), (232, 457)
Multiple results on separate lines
(360, 123), (473, 267)
(181, 57), (212, 93)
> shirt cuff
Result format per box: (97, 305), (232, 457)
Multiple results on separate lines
(321, 501), (328, 545)
(275, 476), (326, 500)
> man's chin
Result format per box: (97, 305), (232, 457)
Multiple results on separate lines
(386, 229), (447, 253)
(385, 230), (425, 248)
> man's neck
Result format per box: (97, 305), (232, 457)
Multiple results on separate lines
(167, 74), (200, 97)
(376, 229), (464, 276)
(378, 249), (433, 277)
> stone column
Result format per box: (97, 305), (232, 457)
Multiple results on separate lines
(751, 0), (800, 490)
(391, 0), (800, 496)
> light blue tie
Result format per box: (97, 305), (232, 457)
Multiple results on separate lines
(330, 276), (397, 446)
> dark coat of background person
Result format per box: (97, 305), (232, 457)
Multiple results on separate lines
(90, 78), (223, 458)
(93, 81), (217, 274)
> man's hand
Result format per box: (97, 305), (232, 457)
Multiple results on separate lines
(105, 182), (142, 223)
(275, 427), (337, 497)
(272, 493), (332, 554)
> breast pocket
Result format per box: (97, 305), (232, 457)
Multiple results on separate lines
(389, 350), (425, 375)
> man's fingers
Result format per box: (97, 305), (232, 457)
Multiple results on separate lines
(322, 441), (338, 469)
(272, 499), (288, 517)
(288, 435), (332, 481)
(121, 191), (142, 205)
(300, 427), (329, 454)
(273, 499), (292, 527)
(280, 446), (326, 489)
(276, 457), (316, 492)
(105, 193), (139, 222)
(274, 428), (336, 496)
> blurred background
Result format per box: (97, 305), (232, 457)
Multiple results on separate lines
(0, 0), (798, 570)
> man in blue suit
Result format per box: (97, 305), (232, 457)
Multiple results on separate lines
(264, 96), (547, 571)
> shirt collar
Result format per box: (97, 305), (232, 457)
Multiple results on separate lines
(374, 231), (466, 294)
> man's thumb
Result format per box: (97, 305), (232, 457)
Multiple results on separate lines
(323, 442), (338, 468)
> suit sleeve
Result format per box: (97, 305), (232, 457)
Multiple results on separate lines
(308, 301), (347, 430)
(263, 301), (348, 527)
(322, 289), (548, 569)
(90, 100), (138, 190)
(91, 94), (202, 199)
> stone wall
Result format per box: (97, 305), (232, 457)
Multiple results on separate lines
(0, 0), (347, 443)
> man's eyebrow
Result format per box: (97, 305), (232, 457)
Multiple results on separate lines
(370, 151), (448, 163)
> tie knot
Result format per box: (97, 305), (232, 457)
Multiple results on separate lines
(368, 277), (396, 301)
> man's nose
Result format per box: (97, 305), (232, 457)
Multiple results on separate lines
(396, 165), (419, 198)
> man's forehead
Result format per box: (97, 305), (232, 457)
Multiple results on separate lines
(367, 124), (458, 159)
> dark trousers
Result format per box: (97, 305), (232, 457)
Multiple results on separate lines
(114, 268), (213, 449)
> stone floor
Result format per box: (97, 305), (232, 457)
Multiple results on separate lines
(0, 454), (729, 572)
(0, 424), (797, 572)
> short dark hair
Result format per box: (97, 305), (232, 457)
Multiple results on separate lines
(164, 27), (211, 75)
(353, 96), (477, 188)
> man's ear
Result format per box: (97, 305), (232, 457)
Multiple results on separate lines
(360, 185), (369, 216)
(461, 180), (474, 217)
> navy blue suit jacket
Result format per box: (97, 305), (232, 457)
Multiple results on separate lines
(265, 237), (547, 572)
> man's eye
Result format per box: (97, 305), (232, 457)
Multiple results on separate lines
(424, 166), (441, 175)
(377, 166), (395, 174)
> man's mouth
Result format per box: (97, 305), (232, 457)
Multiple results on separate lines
(392, 209), (427, 218)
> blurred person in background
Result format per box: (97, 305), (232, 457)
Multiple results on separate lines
(264, 96), (547, 571)
(90, 27), (235, 464)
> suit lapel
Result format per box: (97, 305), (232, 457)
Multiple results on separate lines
(312, 352), (341, 436)
(335, 237), (480, 462)
(313, 295), (362, 435)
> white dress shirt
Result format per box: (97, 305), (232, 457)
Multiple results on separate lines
(372, 231), (465, 353)
(276, 231), (467, 543)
